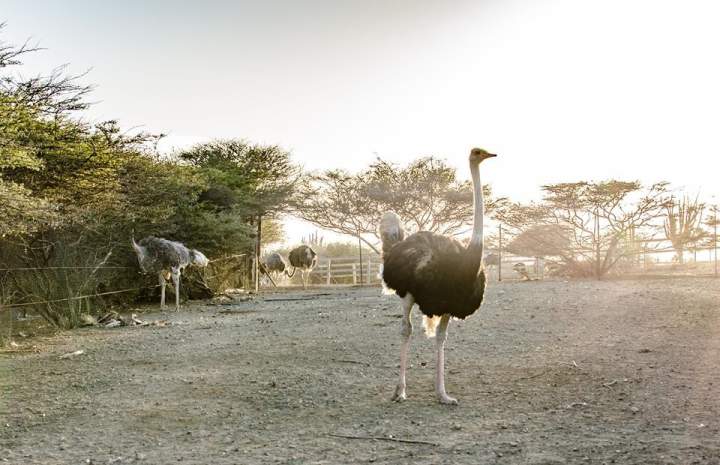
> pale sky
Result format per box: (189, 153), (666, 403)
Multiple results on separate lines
(3, 0), (719, 244)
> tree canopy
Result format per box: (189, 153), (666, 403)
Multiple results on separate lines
(498, 180), (670, 277)
(296, 156), (504, 253)
(179, 139), (299, 218)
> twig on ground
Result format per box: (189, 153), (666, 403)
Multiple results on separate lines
(565, 401), (588, 409)
(602, 379), (618, 388)
(59, 350), (84, 359)
(218, 309), (258, 315)
(263, 293), (334, 302)
(331, 359), (396, 369)
(559, 360), (579, 368)
(332, 359), (371, 366)
(328, 433), (438, 446)
(515, 369), (550, 381)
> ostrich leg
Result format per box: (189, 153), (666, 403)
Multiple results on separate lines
(171, 267), (181, 311)
(435, 314), (457, 405)
(159, 272), (166, 310)
(392, 294), (414, 402)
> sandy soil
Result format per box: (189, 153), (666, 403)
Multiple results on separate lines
(2, 277), (720, 465)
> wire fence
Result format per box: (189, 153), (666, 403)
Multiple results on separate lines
(0, 253), (249, 315)
(0, 266), (134, 271)
(0, 284), (161, 310)
(484, 243), (720, 281)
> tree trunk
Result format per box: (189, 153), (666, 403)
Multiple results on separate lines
(255, 214), (262, 292)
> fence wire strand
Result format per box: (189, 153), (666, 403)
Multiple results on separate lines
(0, 266), (134, 272)
(0, 284), (161, 310)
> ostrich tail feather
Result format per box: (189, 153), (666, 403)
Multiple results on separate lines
(422, 315), (441, 338)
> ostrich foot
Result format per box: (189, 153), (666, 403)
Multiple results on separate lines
(437, 393), (458, 405)
(392, 385), (407, 402)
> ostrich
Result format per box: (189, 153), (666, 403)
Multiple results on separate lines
(131, 236), (209, 311)
(287, 245), (318, 289)
(513, 262), (533, 281)
(263, 252), (289, 275)
(513, 262), (542, 281)
(261, 252), (289, 283)
(380, 147), (496, 405)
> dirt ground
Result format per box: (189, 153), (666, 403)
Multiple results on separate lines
(2, 277), (720, 465)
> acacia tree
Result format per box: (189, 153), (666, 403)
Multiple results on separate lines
(663, 195), (705, 263)
(296, 156), (503, 253)
(179, 139), (299, 241)
(179, 140), (300, 287)
(506, 224), (574, 259)
(498, 181), (669, 278)
(702, 206), (719, 262)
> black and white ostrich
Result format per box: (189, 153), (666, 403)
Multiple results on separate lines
(131, 236), (209, 310)
(287, 245), (318, 289)
(380, 147), (496, 404)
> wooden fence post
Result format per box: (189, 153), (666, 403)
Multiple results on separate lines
(352, 263), (357, 284)
(498, 224), (503, 282)
(326, 259), (332, 285)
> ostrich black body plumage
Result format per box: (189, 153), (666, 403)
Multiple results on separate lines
(287, 245), (318, 288)
(382, 231), (486, 319)
(288, 245), (317, 270)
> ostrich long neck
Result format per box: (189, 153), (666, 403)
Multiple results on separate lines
(467, 160), (484, 256)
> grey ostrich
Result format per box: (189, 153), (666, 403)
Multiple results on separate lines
(262, 252), (289, 282)
(379, 148), (496, 404)
(131, 236), (209, 310)
(287, 245), (318, 289)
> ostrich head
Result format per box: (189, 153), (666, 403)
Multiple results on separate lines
(190, 250), (209, 268)
(469, 147), (497, 164)
(131, 237), (148, 271)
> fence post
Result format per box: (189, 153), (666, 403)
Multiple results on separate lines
(254, 214), (262, 293)
(352, 263), (357, 284)
(498, 224), (503, 282)
(326, 259), (332, 285)
(714, 205), (718, 278)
